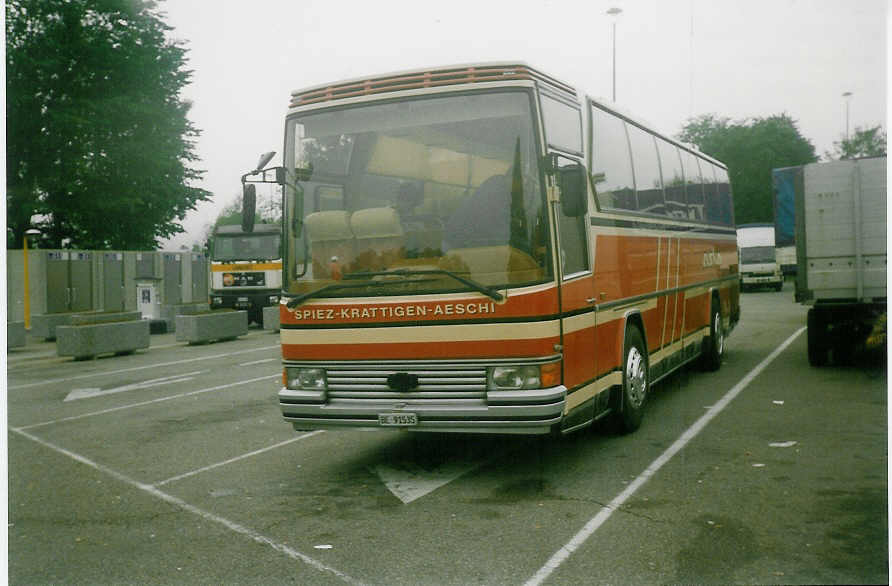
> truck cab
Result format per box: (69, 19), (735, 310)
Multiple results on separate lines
(209, 223), (282, 324)
(737, 223), (783, 291)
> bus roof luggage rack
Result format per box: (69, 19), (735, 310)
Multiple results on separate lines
(290, 63), (577, 107)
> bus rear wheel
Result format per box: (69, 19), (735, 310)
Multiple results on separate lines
(700, 298), (724, 371)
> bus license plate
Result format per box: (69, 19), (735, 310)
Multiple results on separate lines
(379, 413), (418, 427)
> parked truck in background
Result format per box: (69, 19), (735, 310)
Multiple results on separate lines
(772, 166), (799, 276)
(792, 156), (887, 366)
(209, 223), (282, 324)
(737, 223), (784, 291)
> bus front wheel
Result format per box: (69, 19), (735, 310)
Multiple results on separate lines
(610, 325), (648, 434)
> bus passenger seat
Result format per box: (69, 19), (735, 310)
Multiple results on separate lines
(305, 210), (355, 279)
(350, 207), (405, 270)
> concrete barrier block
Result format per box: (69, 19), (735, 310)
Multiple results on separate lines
(56, 320), (151, 360)
(31, 313), (75, 341)
(262, 305), (280, 332)
(7, 322), (26, 349)
(175, 310), (248, 344)
(161, 303), (210, 333)
(70, 311), (141, 326)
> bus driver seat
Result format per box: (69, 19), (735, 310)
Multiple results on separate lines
(440, 173), (540, 282)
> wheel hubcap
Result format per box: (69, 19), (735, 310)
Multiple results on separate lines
(714, 312), (724, 356)
(625, 346), (647, 408)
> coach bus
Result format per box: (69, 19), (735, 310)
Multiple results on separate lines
(244, 63), (740, 436)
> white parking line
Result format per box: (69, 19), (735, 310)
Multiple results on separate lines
(12, 427), (365, 586)
(524, 326), (806, 586)
(17, 374), (280, 431)
(64, 371), (205, 402)
(238, 358), (278, 367)
(154, 431), (325, 487)
(8, 345), (280, 390)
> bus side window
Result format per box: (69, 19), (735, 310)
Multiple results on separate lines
(680, 150), (705, 221)
(555, 156), (589, 276)
(627, 124), (665, 216)
(657, 140), (687, 219)
(709, 165), (734, 226)
(591, 105), (636, 212)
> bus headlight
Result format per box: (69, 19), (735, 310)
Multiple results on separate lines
(284, 367), (327, 391)
(488, 362), (561, 390)
(268, 295), (280, 304)
(490, 365), (539, 389)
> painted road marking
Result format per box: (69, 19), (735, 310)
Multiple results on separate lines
(9, 345), (279, 391)
(64, 371), (203, 402)
(19, 374), (280, 431)
(153, 431), (325, 487)
(524, 326), (806, 586)
(11, 427), (365, 585)
(238, 358), (278, 367)
(373, 459), (484, 504)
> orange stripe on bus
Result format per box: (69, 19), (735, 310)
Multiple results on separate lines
(282, 338), (559, 361)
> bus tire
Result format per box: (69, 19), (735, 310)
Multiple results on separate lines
(611, 325), (648, 434)
(700, 298), (724, 371)
(807, 308), (829, 367)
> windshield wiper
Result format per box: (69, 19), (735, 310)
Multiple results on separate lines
(343, 268), (504, 302)
(285, 279), (412, 309)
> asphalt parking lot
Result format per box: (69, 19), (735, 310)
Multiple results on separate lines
(7, 284), (888, 585)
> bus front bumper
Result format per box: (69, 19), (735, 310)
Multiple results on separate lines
(278, 386), (567, 435)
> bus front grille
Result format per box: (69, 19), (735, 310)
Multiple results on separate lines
(325, 365), (487, 400)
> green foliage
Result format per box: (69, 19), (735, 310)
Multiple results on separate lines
(678, 113), (817, 225)
(6, 0), (210, 250)
(204, 190), (281, 253)
(826, 125), (887, 160)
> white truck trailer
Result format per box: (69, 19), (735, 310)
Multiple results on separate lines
(792, 157), (887, 366)
(737, 223), (784, 291)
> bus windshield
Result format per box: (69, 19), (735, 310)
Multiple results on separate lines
(282, 90), (551, 301)
(213, 233), (281, 262)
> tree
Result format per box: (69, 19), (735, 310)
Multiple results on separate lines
(6, 0), (210, 250)
(678, 113), (817, 225)
(202, 188), (281, 254)
(825, 125), (887, 160)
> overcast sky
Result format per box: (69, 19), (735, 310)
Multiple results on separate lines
(159, 0), (887, 250)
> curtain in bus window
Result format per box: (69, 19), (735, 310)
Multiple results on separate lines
(657, 140), (687, 219)
(591, 106), (635, 211)
(627, 125), (665, 216)
(680, 150), (705, 221)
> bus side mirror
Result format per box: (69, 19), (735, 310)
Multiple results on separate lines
(559, 164), (587, 217)
(242, 183), (257, 233)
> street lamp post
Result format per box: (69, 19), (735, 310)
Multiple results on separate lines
(842, 91), (853, 141)
(607, 7), (622, 102)
(22, 228), (41, 330)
